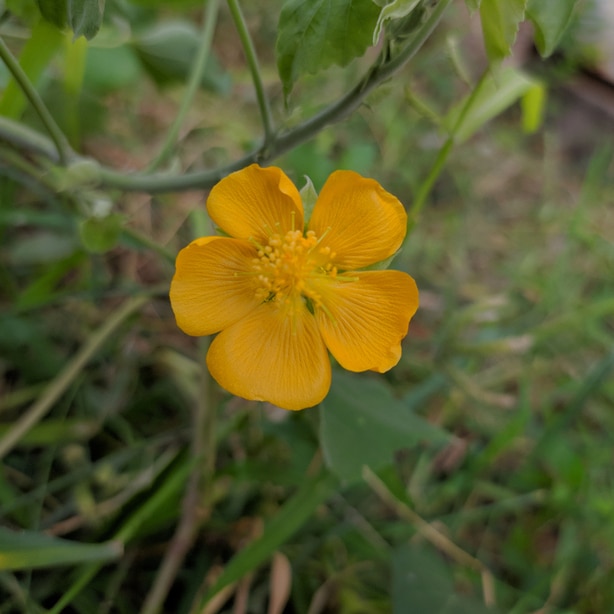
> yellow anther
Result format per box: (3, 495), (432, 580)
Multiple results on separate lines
(251, 227), (339, 309)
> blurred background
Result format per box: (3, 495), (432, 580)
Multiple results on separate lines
(1, 0), (613, 612)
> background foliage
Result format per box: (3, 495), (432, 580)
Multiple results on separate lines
(1, 0), (614, 612)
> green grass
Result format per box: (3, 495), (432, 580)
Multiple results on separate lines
(1, 2), (614, 613)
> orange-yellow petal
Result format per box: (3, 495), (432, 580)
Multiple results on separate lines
(206, 299), (331, 410)
(207, 164), (304, 242)
(170, 236), (261, 336)
(308, 170), (407, 270)
(314, 270), (419, 372)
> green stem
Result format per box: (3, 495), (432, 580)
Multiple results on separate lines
(94, 0), (454, 193)
(146, 0), (221, 171)
(0, 295), (148, 461)
(227, 0), (275, 146)
(0, 35), (72, 164)
(406, 68), (490, 237)
(0, 0), (452, 193)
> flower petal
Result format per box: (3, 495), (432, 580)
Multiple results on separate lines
(314, 271), (419, 372)
(207, 164), (304, 241)
(170, 236), (261, 336)
(207, 299), (331, 410)
(308, 170), (407, 270)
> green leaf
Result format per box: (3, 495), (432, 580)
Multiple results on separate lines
(203, 470), (337, 603)
(79, 213), (123, 253)
(83, 44), (142, 93)
(299, 175), (318, 224)
(8, 0), (40, 22)
(478, 0), (527, 63)
(464, 0), (481, 11)
(526, 0), (578, 57)
(0, 527), (122, 571)
(373, 0), (420, 44)
(320, 372), (450, 483)
(0, 419), (99, 446)
(392, 545), (496, 614)
(36, 0), (68, 29)
(131, 21), (231, 93)
(69, 0), (105, 40)
(276, 0), (380, 99)
(8, 231), (77, 266)
(392, 545), (454, 613)
(444, 66), (538, 143)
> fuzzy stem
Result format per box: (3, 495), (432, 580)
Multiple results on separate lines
(96, 0), (453, 193)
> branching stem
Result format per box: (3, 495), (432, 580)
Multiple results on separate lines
(0, 0), (453, 194)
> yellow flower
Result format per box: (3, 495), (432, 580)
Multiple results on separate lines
(170, 164), (419, 410)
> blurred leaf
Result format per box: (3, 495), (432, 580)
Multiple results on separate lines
(9, 0), (41, 22)
(479, 0), (526, 63)
(69, 0), (106, 40)
(35, 0), (106, 39)
(521, 80), (546, 133)
(0, 419), (99, 446)
(339, 141), (378, 174)
(83, 44), (142, 93)
(392, 544), (453, 613)
(79, 213), (124, 253)
(444, 66), (538, 143)
(16, 251), (85, 310)
(284, 138), (336, 189)
(465, 0), (481, 10)
(8, 231), (78, 266)
(131, 21), (231, 93)
(392, 545), (495, 613)
(526, 0), (578, 57)
(36, 0), (68, 29)
(62, 35), (88, 145)
(276, 0), (380, 99)
(320, 372), (449, 483)
(0, 20), (64, 119)
(203, 469), (337, 603)
(0, 316), (65, 380)
(129, 0), (203, 6)
(0, 528), (122, 571)
(372, 0), (420, 44)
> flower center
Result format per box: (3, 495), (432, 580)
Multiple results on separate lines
(251, 229), (337, 307)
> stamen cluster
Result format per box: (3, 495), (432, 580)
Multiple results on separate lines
(251, 229), (337, 307)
